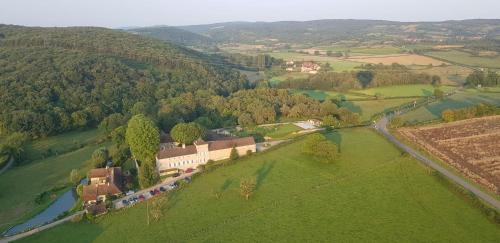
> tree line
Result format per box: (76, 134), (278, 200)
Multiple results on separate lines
(277, 63), (440, 91)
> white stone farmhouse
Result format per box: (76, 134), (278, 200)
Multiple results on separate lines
(156, 136), (256, 176)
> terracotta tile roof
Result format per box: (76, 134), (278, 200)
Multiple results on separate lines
(88, 167), (121, 179)
(83, 167), (123, 202)
(82, 183), (122, 202)
(208, 137), (255, 151)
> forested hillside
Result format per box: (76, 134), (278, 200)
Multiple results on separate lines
(179, 19), (500, 45)
(126, 26), (216, 48)
(0, 25), (247, 137)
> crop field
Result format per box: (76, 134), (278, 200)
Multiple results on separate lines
(306, 45), (405, 56)
(355, 85), (456, 98)
(399, 90), (500, 123)
(18, 129), (500, 242)
(0, 130), (106, 232)
(346, 54), (447, 66)
(408, 65), (473, 85)
(425, 50), (500, 69)
(399, 116), (500, 194)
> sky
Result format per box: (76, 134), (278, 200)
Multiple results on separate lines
(0, 0), (499, 28)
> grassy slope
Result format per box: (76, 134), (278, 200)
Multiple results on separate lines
(291, 89), (369, 101)
(0, 130), (105, 232)
(425, 50), (500, 69)
(18, 129), (500, 242)
(400, 90), (500, 123)
(341, 98), (418, 121)
(355, 85), (456, 97)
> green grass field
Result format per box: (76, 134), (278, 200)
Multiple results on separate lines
(23, 129), (102, 162)
(341, 98), (419, 121)
(314, 45), (404, 56)
(236, 124), (303, 142)
(425, 50), (500, 69)
(0, 130), (106, 232)
(291, 89), (369, 101)
(399, 90), (500, 123)
(265, 52), (362, 72)
(269, 72), (310, 85)
(18, 129), (500, 242)
(354, 85), (457, 98)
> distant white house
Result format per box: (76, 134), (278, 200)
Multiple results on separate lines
(301, 62), (321, 74)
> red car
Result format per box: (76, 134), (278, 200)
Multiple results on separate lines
(185, 168), (194, 173)
(138, 195), (145, 201)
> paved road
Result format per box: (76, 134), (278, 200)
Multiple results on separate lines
(0, 211), (84, 243)
(375, 117), (500, 210)
(114, 170), (198, 209)
(0, 156), (14, 175)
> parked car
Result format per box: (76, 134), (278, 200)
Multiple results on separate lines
(159, 186), (166, 192)
(138, 195), (145, 201)
(126, 190), (135, 196)
(122, 199), (129, 205)
(185, 168), (194, 173)
(184, 177), (192, 183)
(149, 190), (155, 196)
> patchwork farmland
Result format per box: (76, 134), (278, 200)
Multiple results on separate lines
(399, 116), (500, 194)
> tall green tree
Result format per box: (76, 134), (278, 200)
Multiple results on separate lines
(126, 115), (160, 163)
(126, 115), (160, 188)
(170, 122), (203, 145)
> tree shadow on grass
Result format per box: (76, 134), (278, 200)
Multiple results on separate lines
(422, 88), (433, 97)
(325, 131), (342, 153)
(219, 178), (233, 192)
(340, 101), (362, 115)
(254, 160), (276, 190)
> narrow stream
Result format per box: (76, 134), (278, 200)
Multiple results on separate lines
(3, 179), (86, 236)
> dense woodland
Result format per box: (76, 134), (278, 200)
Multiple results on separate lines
(0, 25), (359, 140)
(0, 25), (247, 137)
(277, 63), (440, 91)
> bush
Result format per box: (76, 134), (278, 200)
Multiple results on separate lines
(230, 147), (239, 160)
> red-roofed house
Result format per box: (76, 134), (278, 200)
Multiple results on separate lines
(156, 137), (256, 176)
(82, 167), (123, 204)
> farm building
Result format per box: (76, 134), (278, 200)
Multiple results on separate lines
(301, 61), (321, 74)
(82, 167), (123, 204)
(156, 137), (256, 176)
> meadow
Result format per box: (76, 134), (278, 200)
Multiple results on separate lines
(425, 50), (500, 69)
(18, 128), (500, 242)
(408, 65), (472, 85)
(346, 54), (447, 66)
(341, 98), (418, 121)
(0, 130), (106, 232)
(235, 123), (303, 142)
(354, 85), (457, 98)
(265, 51), (362, 72)
(399, 90), (500, 123)
(291, 89), (369, 101)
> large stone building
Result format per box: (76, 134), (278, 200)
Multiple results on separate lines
(156, 136), (256, 176)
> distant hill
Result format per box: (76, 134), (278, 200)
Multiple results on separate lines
(0, 25), (246, 136)
(177, 19), (500, 45)
(126, 26), (215, 47)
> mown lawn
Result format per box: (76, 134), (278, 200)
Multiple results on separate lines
(399, 90), (500, 123)
(18, 129), (500, 242)
(354, 85), (457, 98)
(236, 124), (303, 142)
(0, 130), (107, 232)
